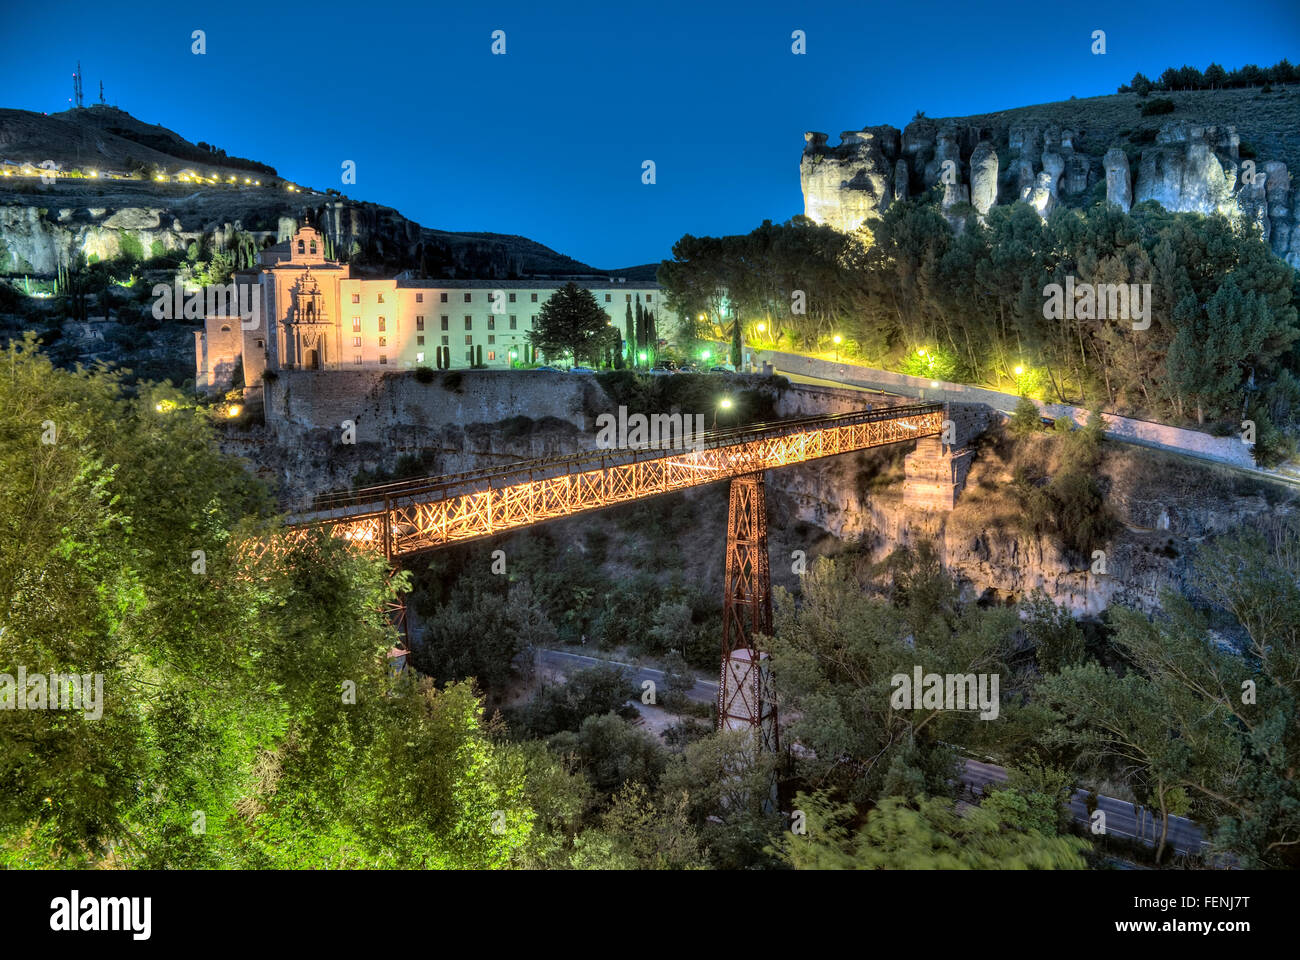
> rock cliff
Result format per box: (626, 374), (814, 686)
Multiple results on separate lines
(801, 103), (1300, 267)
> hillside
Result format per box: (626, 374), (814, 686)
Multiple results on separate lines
(0, 105), (645, 278)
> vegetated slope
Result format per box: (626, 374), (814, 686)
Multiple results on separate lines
(922, 85), (1300, 173)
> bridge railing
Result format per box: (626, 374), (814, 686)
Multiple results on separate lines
(300, 402), (945, 522)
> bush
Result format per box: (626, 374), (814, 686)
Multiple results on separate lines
(1009, 397), (1044, 435)
(441, 370), (464, 392)
(1141, 98), (1176, 117)
(413, 365), (435, 383)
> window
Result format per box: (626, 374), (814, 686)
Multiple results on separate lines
(377, 293), (385, 304)
(440, 292), (448, 303)
(378, 317), (386, 332)
(379, 355), (387, 365)
(508, 293), (516, 303)
(416, 316), (425, 331)
(219, 324), (230, 333)
(530, 315), (537, 323)
(487, 317), (495, 330)
(417, 335), (425, 346)
(352, 336), (362, 347)
(440, 316), (449, 330)
(465, 335), (473, 345)
(488, 335), (495, 345)
(605, 293), (612, 302)
(464, 316), (473, 330)
(309, 241), (316, 255)
(416, 352), (424, 362)
(531, 293), (538, 302)
(354, 355), (363, 365)
(465, 349), (473, 361)
(352, 317), (361, 331)
(488, 351), (496, 361)
(297, 240), (305, 254)
(352, 293), (360, 304)
(415, 293), (423, 303)
(256, 339), (265, 349)
(441, 335), (449, 345)
(463, 292), (472, 303)
(509, 315), (517, 330)
(379, 337), (387, 347)
(645, 294), (652, 302)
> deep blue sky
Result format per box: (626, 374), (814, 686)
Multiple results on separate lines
(4, 0), (1297, 267)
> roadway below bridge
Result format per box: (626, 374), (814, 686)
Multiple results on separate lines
(537, 647), (1211, 859)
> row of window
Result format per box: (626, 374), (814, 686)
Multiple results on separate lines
(351, 350), (503, 365)
(350, 334), (507, 348)
(349, 291), (655, 305)
(351, 315), (527, 332)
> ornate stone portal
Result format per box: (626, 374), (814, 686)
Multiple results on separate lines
(282, 269), (332, 370)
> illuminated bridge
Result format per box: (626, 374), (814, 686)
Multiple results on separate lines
(266, 401), (949, 748)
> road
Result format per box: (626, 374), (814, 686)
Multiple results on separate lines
(959, 759), (1208, 856)
(538, 647), (1211, 856)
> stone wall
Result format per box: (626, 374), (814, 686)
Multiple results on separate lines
(265, 369), (596, 444)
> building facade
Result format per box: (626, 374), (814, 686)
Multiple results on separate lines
(195, 224), (677, 396)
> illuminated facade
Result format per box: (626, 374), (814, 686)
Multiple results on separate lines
(195, 223), (677, 395)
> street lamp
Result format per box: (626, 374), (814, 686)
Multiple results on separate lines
(714, 396), (733, 429)
(509, 349), (517, 368)
(1013, 364), (1025, 377)
(832, 334), (842, 362)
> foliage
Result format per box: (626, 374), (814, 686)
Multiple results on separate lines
(781, 792), (1088, 869)
(528, 282), (612, 365)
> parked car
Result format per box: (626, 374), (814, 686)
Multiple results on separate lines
(676, 360), (701, 373)
(534, 365), (563, 372)
(652, 360), (678, 373)
(709, 364), (734, 374)
(569, 366), (596, 374)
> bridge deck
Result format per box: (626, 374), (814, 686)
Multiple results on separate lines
(274, 402), (945, 559)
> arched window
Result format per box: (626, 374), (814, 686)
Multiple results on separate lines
(220, 324), (231, 333)
(298, 240), (305, 254)
(310, 241), (317, 255)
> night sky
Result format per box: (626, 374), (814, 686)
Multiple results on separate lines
(5, 0), (1298, 268)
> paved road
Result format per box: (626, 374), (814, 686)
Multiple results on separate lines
(960, 759), (1208, 855)
(536, 648), (717, 705)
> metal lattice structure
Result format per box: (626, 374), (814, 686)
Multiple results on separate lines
(719, 473), (777, 751)
(249, 403), (944, 563)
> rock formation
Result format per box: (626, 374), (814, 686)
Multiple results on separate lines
(969, 141), (999, 216)
(1103, 147), (1132, 212)
(801, 116), (1300, 267)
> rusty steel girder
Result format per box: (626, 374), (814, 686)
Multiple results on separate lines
(718, 472), (777, 752)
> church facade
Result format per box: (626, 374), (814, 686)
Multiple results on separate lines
(194, 224), (678, 396)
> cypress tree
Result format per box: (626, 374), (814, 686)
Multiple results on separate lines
(624, 301), (634, 365)
(634, 300), (644, 362)
(730, 315), (742, 369)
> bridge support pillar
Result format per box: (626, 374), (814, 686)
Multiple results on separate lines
(718, 472), (778, 752)
(903, 436), (973, 510)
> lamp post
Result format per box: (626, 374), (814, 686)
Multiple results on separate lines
(714, 396), (733, 430)
(832, 334), (842, 363)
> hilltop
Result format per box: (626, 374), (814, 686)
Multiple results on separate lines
(0, 105), (647, 278)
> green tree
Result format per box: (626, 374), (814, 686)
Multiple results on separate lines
(782, 792), (1088, 869)
(529, 282), (609, 366)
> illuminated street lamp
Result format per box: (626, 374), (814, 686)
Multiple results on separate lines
(832, 333), (842, 362)
(701, 349), (711, 361)
(714, 396), (733, 429)
(1014, 364), (1025, 377)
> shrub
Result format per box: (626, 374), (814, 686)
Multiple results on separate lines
(413, 365), (435, 383)
(441, 370), (464, 392)
(1141, 97), (1176, 117)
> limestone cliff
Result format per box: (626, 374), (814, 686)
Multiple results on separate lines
(801, 95), (1300, 267)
